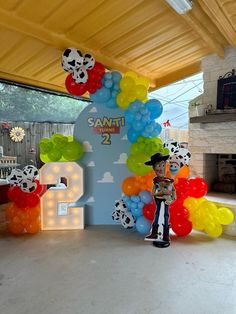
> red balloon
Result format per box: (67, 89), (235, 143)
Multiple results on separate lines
(90, 62), (105, 77)
(174, 178), (190, 200)
(142, 201), (156, 221)
(170, 205), (189, 223)
(25, 193), (40, 208)
(188, 177), (208, 198)
(8, 186), (28, 208)
(171, 218), (192, 237)
(33, 180), (47, 196)
(65, 74), (88, 96)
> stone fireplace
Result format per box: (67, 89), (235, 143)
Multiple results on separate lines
(189, 46), (236, 235)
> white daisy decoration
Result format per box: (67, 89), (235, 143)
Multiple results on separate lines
(10, 127), (25, 142)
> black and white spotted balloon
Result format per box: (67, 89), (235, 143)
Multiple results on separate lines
(7, 169), (25, 186)
(61, 48), (84, 73)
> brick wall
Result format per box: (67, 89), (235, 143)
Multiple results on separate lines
(202, 46), (236, 108)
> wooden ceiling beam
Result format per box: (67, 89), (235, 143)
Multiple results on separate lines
(152, 61), (201, 90)
(164, 1), (225, 57)
(0, 7), (156, 87)
(197, 0), (236, 49)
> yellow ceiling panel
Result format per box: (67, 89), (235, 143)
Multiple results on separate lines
(0, 0), (235, 92)
(0, 0), (21, 11)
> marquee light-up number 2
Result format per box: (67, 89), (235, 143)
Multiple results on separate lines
(40, 162), (84, 230)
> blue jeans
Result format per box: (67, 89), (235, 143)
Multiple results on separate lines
(153, 198), (169, 227)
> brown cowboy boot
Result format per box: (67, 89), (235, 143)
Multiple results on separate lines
(145, 224), (158, 241)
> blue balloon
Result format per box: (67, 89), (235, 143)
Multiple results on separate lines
(155, 123), (162, 136)
(146, 99), (163, 120)
(140, 107), (149, 115)
(133, 120), (144, 132)
(131, 202), (138, 209)
(126, 200), (132, 209)
(125, 111), (134, 124)
(95, 87), (111, 102)
(139, 190), (152, 204)
(112, 71), (122, 83)
(145, 124), (154, 133)
(89, 92), (98, 102)
(104, 72), (112, 80)
(142, 114), (150, 124)
(134, 113), (142, 121)
(131, 206), (143, 218)
(111, 90), (119, 98)
(136, 216), (151, 235)
(113, 83), (120, 91)
(104, 79), (113, 89)
(123, 196), (129, 202)
(127, 128), (140, 143)
(131, 195), (140, 203)
(138, 201), (144, 209)
(129, 101), (143, 113)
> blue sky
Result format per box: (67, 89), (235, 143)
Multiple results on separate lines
(149, 72), (203, 129)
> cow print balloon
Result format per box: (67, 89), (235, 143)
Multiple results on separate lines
(62, 48), (84, 73)
(23, 165), (39, 181)
(72, 66), (88, 84)
(7, 169), (25, 186)
(164, 140), (180, 156)
(20, 179), (37, 193)
(83, 53), (95, 70)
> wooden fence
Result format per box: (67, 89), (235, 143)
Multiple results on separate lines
(0, 121), (74, 168)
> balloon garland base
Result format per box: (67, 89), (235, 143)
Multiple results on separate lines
(153, 240), (170, 248)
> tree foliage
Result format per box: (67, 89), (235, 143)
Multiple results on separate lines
(0, 82), (89, 123)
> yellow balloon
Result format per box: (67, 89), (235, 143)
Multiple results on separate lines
(136, 76), (150, 89)
(217, 207), (234, 225)
(184, 197), (200, 212)
(205, 222), (222, 238)
(127, 90), (136, 103)
(191, 209), (205, 230)
(125, 71), (138, 82)
(135, 85), (147, 101)
(116, 93), (130, 109)
(120, 76), (135, 91)
(202, 201), (218, 216)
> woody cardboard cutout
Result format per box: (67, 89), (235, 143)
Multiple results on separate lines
(144, 153), (176, 248)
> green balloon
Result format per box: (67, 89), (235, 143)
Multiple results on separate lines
(162, 147), (170, 155)
(126, 153), (151, 176)
(62, 141), (84, 161)
(40, 138), (53, 154)
(48, 149), (62, 161)
(51, 133), (65, 144)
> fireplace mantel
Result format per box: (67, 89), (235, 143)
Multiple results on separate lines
(190, 113), (236, 123)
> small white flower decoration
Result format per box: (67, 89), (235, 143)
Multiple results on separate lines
(10, 127), (25, 142)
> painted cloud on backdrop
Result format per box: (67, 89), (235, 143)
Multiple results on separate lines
(113, 153), (127, 164)
(89, 107), (98, 113)
(97, 172), (114, 183)
(83, 141), (93, 152)
(87, 161), (95, 167)
(87, 196), (95, 203)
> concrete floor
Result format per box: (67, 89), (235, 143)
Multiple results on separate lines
(0, 227), (236, 314)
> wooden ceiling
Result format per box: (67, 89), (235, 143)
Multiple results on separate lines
(0, 0), (235, 94)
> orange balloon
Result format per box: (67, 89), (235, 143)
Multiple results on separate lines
(174, 165), (190, 183)
(28, 205), (41, 222)
(122, 177), (140, 195)
(8, 222), (24, 235)
(5, 203), (18, 220)
(25, 220), (40, 234)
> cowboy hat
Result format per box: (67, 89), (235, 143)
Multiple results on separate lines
(145, 152), (169, 166)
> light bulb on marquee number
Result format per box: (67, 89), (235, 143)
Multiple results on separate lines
(40, 162), (84, 230)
